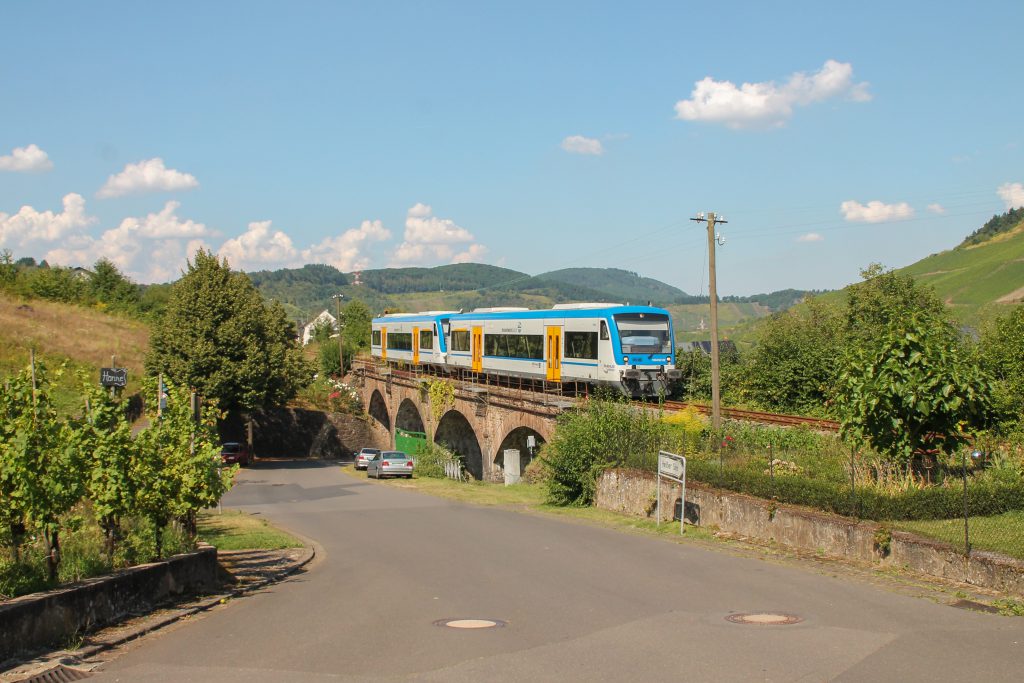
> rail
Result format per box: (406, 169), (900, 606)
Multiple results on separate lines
(351, 358), (840, 431)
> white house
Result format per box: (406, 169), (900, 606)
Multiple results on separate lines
(301, 310), (339, 345)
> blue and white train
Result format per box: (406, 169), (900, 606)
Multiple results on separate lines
(370, 303), (682, 398)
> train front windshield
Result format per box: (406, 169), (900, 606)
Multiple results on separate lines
(613, 313), (672, 353)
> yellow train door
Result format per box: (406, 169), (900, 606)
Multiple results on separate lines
(546, 326), (561, 382)
(381, 328), (387, 361)
(472, 327), (483, 372)
(412, 327), (420, 365)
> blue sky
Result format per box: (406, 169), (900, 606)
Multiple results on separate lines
(1, 1), (1021, 295)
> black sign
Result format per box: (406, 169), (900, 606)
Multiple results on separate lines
(100, 367), (128, 387)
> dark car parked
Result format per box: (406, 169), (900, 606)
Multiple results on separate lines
(220, 442), (252, 467)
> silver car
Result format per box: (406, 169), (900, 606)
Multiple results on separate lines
(366, 451), (414, 479)
(354, 448), (381, 470)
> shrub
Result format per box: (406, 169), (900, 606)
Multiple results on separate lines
(544, 398), (665, 506)
(686, 458), (1024, 521)
(413, 441), (460, 479)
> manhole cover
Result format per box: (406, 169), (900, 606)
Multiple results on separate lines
(17, 664), (93, 683)
(726, 612), (802, 626)
(433, 618), (506, 629)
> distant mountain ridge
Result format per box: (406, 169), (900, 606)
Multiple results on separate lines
(245, 262), (820, 336)
(538, 267), (685, 305)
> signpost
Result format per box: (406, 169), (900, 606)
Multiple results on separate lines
(656, 450), (687, 535)
(99, 367), (128, 387)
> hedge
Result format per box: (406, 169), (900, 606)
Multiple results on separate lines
(685, 460), (1024, 521)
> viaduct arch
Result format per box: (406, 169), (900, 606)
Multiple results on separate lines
(355, 367), (564, 482)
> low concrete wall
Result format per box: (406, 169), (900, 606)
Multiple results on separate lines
(0, 545), (218, 662)
(595, 468), (1024, 597)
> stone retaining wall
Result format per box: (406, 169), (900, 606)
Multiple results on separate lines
(0, 545), (218, 662)
(595, 468), (1024, 597)
(221, 408), (376, 459)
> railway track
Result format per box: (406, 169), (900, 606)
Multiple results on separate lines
(353, 359), (840, 431)
(660, 400), (840, 432)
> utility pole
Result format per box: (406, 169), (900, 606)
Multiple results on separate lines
(332, 293), (345, 376)
(690, 211), (727, 430)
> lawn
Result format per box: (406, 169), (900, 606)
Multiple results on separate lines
(346, 467), (715, 542)
(896, 510), (1024, 561)
(197, 510), (305, 551)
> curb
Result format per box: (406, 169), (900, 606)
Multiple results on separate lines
(1, 545), (316, 680)
(78, 545), (315, 659)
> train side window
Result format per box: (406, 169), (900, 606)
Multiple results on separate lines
(419, 330), (434, 350)
(372, 330), (381, 346)
(600, 321), (609, 340)
(565, 331), (598, 360)
(451, 330), (470, 352)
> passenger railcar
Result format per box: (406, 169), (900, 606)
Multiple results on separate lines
(371, 303), (681, 397)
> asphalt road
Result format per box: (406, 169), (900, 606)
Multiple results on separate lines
(93, 460), (1023, 682)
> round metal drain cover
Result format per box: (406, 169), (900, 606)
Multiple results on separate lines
(726, 612), (802, 626)
(433, 618), (506, 629)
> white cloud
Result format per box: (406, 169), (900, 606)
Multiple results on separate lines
(840, 199), (914, 223)
(561, 135), (604, 155)
(41, 201), (210, 282)
(674, 59), (871, 129)
(120, 201), (208, 238)
(391, 204), (487, 266)
(218, 220), (298, 271)
(0, 193), (96, 247)
(0, 144), (54, 172)
(452, 243), (489, 263)
(97, 158), (199, 198)
(998, 182), (1024, 210)
(797, 232), (824, 242)
(927, 203), (946, 214)
(302, 219), (392, 272)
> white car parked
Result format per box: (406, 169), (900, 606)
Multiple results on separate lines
(354, 448), (381, 470)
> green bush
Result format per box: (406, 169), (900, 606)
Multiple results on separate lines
(544, 398), (666, 506)
(412, 441), (459, 479)
(686, 459), (1024, 521)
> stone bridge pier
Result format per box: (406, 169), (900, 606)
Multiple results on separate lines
(355, 366), (569, 482)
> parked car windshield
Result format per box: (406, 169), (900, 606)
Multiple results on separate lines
(383, 452), (407, 459)
(361, 449), (380, 455)
(222, 443), (241, 453)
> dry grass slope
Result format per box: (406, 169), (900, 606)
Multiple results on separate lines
(0, 292), (150, 396)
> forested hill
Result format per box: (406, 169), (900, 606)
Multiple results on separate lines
(359, 263), (524, 293)
(538, 268), (685, 305)
(246, 261), (823, 320)
(959, 206), (1024, 247)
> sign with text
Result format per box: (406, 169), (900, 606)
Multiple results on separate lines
(100, 367), (128, 387)
(656, 450), (687, 535)
(658, 452), (685, 481)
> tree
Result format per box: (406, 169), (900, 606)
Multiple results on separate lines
(337, 298), (372, 372)
(744, 299), (843, 415)
(0, 250), (15, 291)
(835, 309), (991, 466)
(0, 358), (84, 579)
(79, 378), (136, 561)
(673, 342), (744, 404)
(844, 263), (947, 344)
(89, 258), (140, 311)
(979, 306), (1024, 429)
(147, 250), (311, 413)
(132, 377), (233, 558)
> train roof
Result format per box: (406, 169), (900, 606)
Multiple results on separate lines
(373, 303), (671, 324)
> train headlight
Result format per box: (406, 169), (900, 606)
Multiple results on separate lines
(622, 356), (628, 363)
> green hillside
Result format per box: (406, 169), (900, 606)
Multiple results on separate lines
(538, 267), (684, 305)
(898, 221), (1024, 327)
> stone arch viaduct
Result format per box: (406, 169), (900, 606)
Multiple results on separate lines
(354, 363), (573, 482)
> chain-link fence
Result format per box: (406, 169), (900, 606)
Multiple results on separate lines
(669, 429), (1024, 562)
